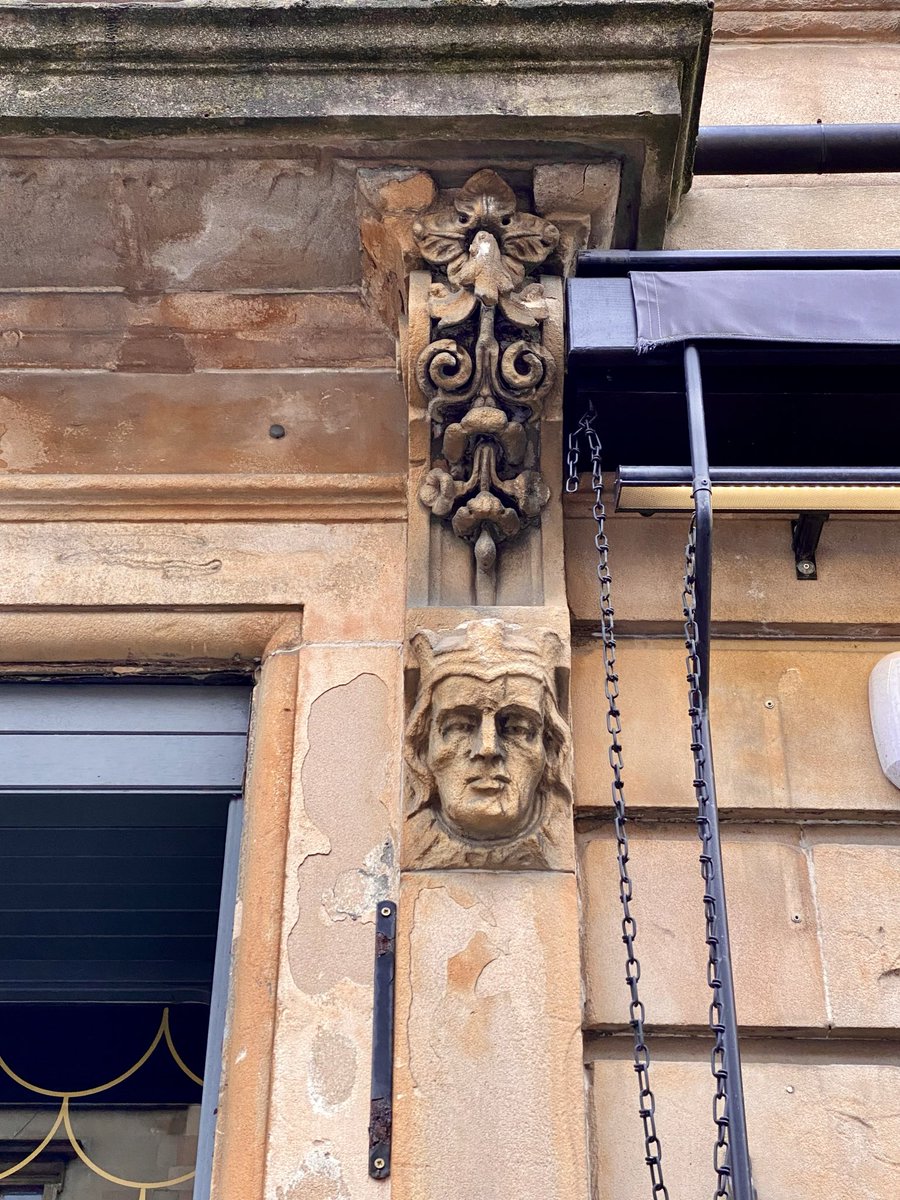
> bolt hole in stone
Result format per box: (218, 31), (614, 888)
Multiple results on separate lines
(269, 423), (286, 439)
(764, 699), (776, 709)
(792, 914), (802, 923)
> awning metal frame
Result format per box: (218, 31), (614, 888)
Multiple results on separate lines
(684, 345), (753, 1200)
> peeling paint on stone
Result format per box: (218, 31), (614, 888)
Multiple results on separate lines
(288, 672), (397, 995)
(322, 839), (395, 925)
(307, 1028), (358, 1115)
(276, 1144), (350, 1200)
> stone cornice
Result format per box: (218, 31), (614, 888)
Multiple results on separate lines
(0, 1), (712, 241)
(2, 2), (712, 71)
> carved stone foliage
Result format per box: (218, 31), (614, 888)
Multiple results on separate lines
(403, 620), (574, 871)
(412, 172), (561, 603)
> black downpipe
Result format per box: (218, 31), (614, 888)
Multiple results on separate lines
(577, 249), (900, 274)
(694, 123), (900, 175)
(684, 346), (754, 1200)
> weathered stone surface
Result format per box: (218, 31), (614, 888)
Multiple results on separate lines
(0, 472), (407, 524)
(265, 645), (401, 1200)
(812, 840), (900, 1029)
(572, 639), (900, 816)
(588, 1050), (900, 1199)
(404, 620), (574, 871)
(0, 370), (405, 476)
(393, 870), (587, 1200)
(0, 520), (405, 643)
(0, 152), (361, 290)
(702, 43), (900, 124)
(668, 179), (900, 251)
(565, 508), (900, 634)
(0, 291), (394, 371)
(358, 167), (437, 333)
(533, 161), (621, 255)
(0, 2), (712, 247)
(580, 823), (827, 1029)
(713, 3), (900, 43)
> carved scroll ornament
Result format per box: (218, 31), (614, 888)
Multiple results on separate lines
(412, 172), (560, 603)
(403, 620), (573, 871)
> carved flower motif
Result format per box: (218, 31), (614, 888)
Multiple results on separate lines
(413, 170), (559, 328)
(451, 490), (522, 542)
(497, 469), (551, 518)
(419, 468), (465, 518)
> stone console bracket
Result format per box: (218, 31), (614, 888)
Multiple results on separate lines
(404, 170), (563, 604)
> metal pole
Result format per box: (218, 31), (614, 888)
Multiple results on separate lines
(684, 345), (754, 1200)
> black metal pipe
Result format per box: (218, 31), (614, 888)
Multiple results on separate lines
(694, 123), (900, 175)
(684, 346), (754, 1200)
(577, 248), (900, 276)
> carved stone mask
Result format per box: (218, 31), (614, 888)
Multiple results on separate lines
(425, 673), (546, 842)
(404, 619), (574, 870)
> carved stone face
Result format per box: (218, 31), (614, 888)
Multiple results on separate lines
(425, 674), (545, 841)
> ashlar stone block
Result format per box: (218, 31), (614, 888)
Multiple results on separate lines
(812, 839), (900, 1029)
(589, 1050), (900, 1200)
(393, 870), (587, 1200)
(572, 639), (900, 818)
(580, 824), (828, 1030)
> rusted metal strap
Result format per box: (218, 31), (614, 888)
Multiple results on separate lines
(368, 899), (396, 1179)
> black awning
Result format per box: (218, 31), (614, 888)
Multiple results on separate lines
(567, 251), (900, 361)
(632, 270), (900, 352)
(564, 251), (900, 472)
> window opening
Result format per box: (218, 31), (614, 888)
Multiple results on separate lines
(0, 682), (250, 1200)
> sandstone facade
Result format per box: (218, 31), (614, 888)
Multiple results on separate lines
(0, 2), (897, 1199)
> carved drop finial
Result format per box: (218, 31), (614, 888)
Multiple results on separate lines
(411, 172), (561, 603)
(403, 619), (573, 870)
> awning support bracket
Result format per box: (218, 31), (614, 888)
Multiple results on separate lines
(791, 512), (829, 580)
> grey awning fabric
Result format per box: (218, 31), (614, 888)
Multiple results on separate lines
(630, 270), (900, 351)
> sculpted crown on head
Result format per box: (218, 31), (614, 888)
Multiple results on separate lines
(403, 620), (574, 871)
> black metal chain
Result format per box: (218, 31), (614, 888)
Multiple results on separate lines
(683, 518), (732, 1199)
(567, 411), (669, 1200)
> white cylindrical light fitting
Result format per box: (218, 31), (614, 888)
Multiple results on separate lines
(869, 651), (900, 790)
